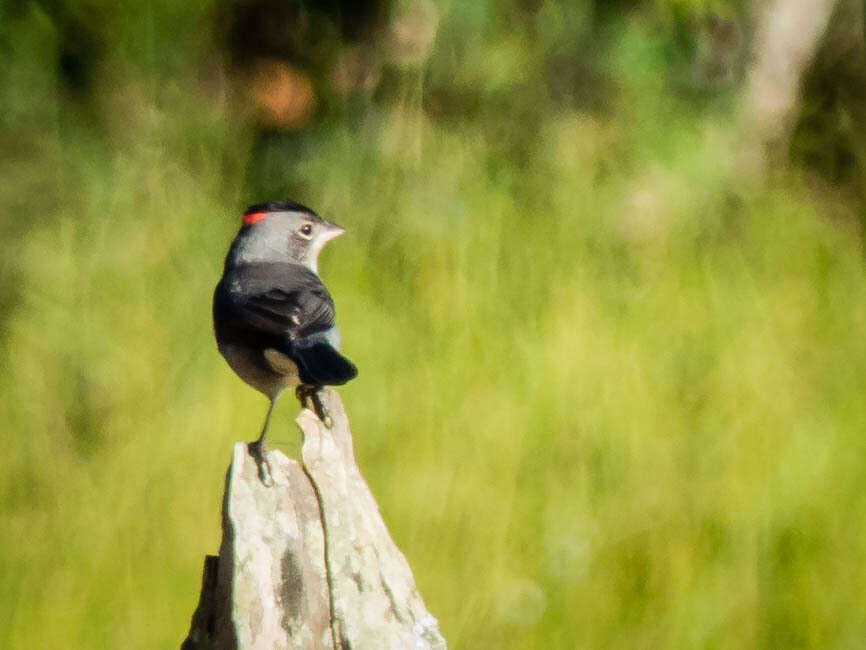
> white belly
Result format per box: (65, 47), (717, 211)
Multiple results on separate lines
(219, 344), (299, 400)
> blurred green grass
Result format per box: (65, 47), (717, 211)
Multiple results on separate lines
(3, 2), (866, 649)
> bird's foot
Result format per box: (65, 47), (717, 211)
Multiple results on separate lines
(248, 438), (274, 487)
(295, 385), (332, 428)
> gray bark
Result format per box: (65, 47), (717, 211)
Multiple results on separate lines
(182, 389), (446, 650)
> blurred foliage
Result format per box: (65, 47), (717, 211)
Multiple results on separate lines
(2, 0), (866, 648)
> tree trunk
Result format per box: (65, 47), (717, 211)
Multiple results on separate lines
(181, 389), (446, 650)
(740, 0), (839, 177)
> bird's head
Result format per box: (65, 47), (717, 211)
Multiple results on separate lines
(229, 200), (346, 272)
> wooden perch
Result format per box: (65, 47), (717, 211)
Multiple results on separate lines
(182, 389), (446, 650)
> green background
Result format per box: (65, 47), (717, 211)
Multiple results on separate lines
(3, 1), (866, 647)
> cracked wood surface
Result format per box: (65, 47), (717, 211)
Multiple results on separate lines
(182, 389), (446, 650)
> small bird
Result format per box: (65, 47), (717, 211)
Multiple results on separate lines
(213, 200), (358, 484)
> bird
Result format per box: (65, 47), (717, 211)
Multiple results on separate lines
(213, 200), (358, 484)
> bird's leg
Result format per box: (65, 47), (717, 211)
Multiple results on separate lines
(248, 398), (276, 486)
(295, 384), (332, 428)
(311, 389), (332, 428)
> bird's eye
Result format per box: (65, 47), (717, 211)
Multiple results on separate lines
(298, 223), (313, 238)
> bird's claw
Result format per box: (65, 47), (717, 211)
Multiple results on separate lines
(296, 385), (332, 428)
(248, 438), (274, 487)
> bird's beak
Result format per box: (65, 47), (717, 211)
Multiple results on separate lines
(322, 221), (346, 242)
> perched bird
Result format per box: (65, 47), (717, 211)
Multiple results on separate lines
(213, 200), (357, 484)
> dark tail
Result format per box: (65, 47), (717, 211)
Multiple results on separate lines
(293, 342), (358, 386)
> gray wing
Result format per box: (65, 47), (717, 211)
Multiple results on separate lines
(216, 263), (335, 341)
(214, 263), (356, 385)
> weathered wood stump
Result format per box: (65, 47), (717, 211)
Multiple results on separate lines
(182, 389), (446, 650)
